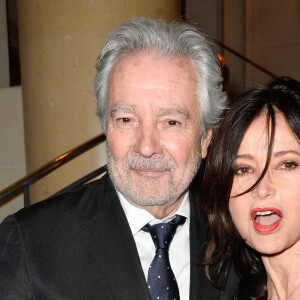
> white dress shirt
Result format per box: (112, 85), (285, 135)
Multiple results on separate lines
(118, 191), (190, 300)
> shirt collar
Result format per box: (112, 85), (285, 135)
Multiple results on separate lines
(118, 190), (190, 236)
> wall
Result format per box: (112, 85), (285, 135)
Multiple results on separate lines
(185, 0), (300, 96)
(185, 0), (223, 41)
(0, 86), (25, 222)
(0, 0), (10, 87)
(245, 0), (300, 88)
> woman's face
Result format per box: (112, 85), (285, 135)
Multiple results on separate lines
(229, 112), (300, 255)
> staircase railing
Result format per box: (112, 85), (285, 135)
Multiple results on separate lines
(0, 134), (106, 207)
(219, 42), (278, 79)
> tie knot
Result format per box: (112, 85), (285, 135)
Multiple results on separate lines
(142, 215), (186, 250)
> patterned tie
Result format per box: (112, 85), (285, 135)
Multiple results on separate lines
(142, 215), (186, 300)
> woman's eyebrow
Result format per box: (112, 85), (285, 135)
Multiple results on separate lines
(235, 154), (254, 160)
(273, 150), (300, 157)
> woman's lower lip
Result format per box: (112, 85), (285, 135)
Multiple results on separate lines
(253, 218), (282, 234)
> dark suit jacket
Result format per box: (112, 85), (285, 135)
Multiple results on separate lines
(0, 174), (239, 299)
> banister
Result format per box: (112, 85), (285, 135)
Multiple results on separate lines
(219, 42), (279, 79)
(0, 133), (106, 207)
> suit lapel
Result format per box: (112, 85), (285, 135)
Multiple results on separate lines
(189, 191), (221, 300)
(78, 175), (152, 300)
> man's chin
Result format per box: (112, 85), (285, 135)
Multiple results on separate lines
(125, 193), (173, 208)
(122, 185), (174, 207)
(109, 169), (177, 206)
(130, 171), (173, 187)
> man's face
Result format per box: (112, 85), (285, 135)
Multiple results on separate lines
(106, 52), (211, 218)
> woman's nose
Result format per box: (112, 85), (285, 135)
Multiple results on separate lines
(252, 173), (276, 200)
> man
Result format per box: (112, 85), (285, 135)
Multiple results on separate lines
(0, 18), (238, 299)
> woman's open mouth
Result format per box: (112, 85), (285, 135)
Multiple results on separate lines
(251, 207), (282, 234)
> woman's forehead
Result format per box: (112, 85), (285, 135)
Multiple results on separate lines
(238, 111), (298, 156)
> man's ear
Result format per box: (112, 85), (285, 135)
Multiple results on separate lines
(200, 128), (212, 158)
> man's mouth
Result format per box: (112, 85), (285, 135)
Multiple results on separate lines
(251, 207), (282, 234)
(133, 169), (166, 177)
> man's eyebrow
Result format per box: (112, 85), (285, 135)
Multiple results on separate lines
(159, 107), (190, 118)
(110, 105), (136, 117)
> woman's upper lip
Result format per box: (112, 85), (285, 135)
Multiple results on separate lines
(251, 207), (283, 221)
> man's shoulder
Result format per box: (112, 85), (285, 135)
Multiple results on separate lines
(2, 173), (116, 230)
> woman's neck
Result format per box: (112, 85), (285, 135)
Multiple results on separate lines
(262, 242), (300, 300)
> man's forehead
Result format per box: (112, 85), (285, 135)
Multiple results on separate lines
(111, 52), (196, 76)
(115, 51), (192, 64)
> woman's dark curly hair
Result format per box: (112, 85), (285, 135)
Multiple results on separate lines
(200, 77), (300, 299)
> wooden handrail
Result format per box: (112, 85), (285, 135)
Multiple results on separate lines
(0, 133), (106, 207)
(219, 42), (279, 79)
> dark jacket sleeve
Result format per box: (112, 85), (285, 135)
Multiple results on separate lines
(0, 215), (33, 299)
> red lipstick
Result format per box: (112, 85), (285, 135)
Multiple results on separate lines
(251, 207), (282, 234)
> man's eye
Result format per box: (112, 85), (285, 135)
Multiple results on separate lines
(167, 120), (180, 126)
(281, 161), (298, 171)
(115, 117), (134, 128)
(117, 118), (130, 123)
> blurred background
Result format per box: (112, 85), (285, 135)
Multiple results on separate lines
(1, 0), (299, 221)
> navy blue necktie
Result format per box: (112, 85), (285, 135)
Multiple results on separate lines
(142, 215), (186, 300)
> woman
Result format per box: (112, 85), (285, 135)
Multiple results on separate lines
(202, 77), (300, 300)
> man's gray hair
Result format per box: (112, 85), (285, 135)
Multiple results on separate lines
(93, 17), (226, 135)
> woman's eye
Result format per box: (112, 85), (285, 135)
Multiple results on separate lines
(281, 161), (298, 170)
(234, 166), (251, 175)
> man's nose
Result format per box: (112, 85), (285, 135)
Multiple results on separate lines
(133, 123), (163, 157)
(252, 173), (276, 200)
